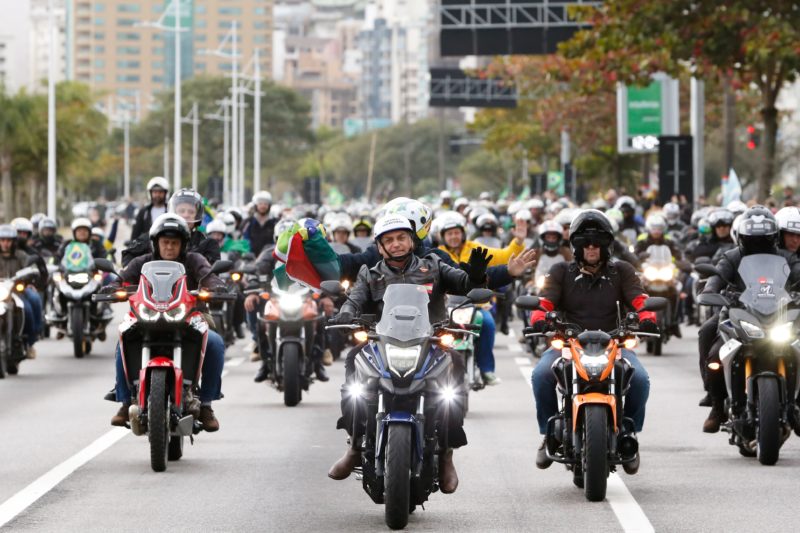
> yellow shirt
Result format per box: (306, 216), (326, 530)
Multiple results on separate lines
(439, 238), (524, 266)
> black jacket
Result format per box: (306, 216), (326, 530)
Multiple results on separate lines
(188, 230), (221, 264)
(341, 254), (485, 324)
(703, 248), (800, 295)
(131, 204), (165, 241)
(32, 234), (63, 258)
(537, 259), (650, 332)
(242, 216), (277, 256)
(117, 252), (225, 291)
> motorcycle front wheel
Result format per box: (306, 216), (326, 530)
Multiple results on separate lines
(282, 344), (302, 407)
(71, 306), (85, 358)
(148, 369), (170, 472)
(582, 404), (609, 502)
(384, 424), (412, 530)
(756, 377), (781, 466)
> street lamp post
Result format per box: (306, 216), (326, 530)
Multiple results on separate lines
(46, 0), (57, 219)
(123, 112), (130, 198)
(253, 48), (261, 193)
(182, 102), (200, 191)
(205, 98), (231, 205)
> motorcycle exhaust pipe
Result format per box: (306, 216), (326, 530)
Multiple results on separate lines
(128, 404), (144, 436)
(619, 434), (639, 458)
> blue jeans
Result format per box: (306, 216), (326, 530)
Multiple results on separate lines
(21, 288), (43, 346)
(531, 347), (650, 434)
(115, 329), (225, 404)
(475, 309), (496, 373)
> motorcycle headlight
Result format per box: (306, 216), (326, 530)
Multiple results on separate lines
(536, 275), (546, 290)
(581, 354), (610, 379)
(658, 266), (674, 281)
(385, 344), (421, 377)
(740, 320), (765, 339)
(231, 272), (242, 282)
(451, 307), (473, 325)
(137, 303), (160, 322)
(93, 272), (103, 282)
(165, 303), (186, 322)
(280, 293), (303, 314)
(0, 286), (9, 301)
(53, 272), (63, 283)
(67, 272), (90, 285)
(769, 322), (793, 344)
(643, 266), (659, 281)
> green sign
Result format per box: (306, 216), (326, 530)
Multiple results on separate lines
(547, 171), (565, 196)
(627, 82), (662, 136)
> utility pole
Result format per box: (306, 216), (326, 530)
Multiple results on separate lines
(46, 0), (57, 218)
(182, 102), (200, 191)
(253, 48), (261, 193)
(123, 112), (130, 198)
(173, 0), (181, 191)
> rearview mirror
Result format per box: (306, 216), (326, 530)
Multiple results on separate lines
(210, 260), (233, 274)
(466, 288), (494, 304)
(320, 280), (344, 297)
(697, 293), (729, 307)
(641, 296), (667, 311)
(515, 295), (541, 311)
(93, 258), (117, 275)
(694, 263), (721, 278)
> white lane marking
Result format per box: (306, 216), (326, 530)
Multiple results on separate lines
(508, 328), (516, 338)
(606, 474), (655, 533)
(508, 342), (522, 353)
(519, 366), (533, 387)
(514, 357), (530, 366)
(0, 428), (129, 528)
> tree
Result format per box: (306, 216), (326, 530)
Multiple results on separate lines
(562, 1), (800, 200)
(0, 87), (35, 219)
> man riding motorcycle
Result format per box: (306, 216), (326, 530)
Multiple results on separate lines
(109, 213), (227, 431)
(168, 189), (221, 264)
(0, 224), (43, 358)
(56, 218), (108, 263)
(242, 191), (278, 256)
(32, 217), (63, 258)
(699, 206), (800, 432)
(775, 206), (800, 254)
(130, 176), (169, 241)
(531, 209), (657, 474)
(327, 214), (491, 493)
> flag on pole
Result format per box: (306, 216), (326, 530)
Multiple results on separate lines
(721, 168), (742, 206)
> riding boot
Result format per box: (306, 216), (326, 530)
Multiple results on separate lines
(438, 448), (459, 494)
(703, 399), (727, 433)
(328, 445), (361, 480)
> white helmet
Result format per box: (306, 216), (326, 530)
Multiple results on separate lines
(538, 220), (562, 236)
(730, 214), (744, 244)
(91, 227), (105, 239)
(645, 213), (668, 233)
(454, 197), (470, 210)
(252, 191), (273, 205)
(526, 198), (545, 210)
(554, 208), (579, 228)
(206, 218), (228, 235)
(71, 217), (92, 232)
(475, 212), (499, 230)
(147, 176), (169, 195)
(775, 206), (800, 235)
(436, 211), (467, 236)
(11, 217), (33, 234)
(379, 197), (432, 240)
(514, 208), (532, 222)
(330, 213), (353, 233)
(663, 202), (681, 222)
(274, 218), (296, 236)
(373, 214), (413, 241)
(221, 212), (237, 235)
(615, 196), (636, 211)
(727, 200), (747, 217)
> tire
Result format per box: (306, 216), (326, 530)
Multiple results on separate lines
(582, 404), (609, 502)
(653, 339), (662, 356)
(645, 340), (653, 354)
(0, 335), (6, 379)
(756, 378), (781, 466)
(282, 344), (302, 407)
(71, 306), (85, 358)
(384, 424), (412, 530)
(148, 369), (170, 472)
(168, 435), (184, 461)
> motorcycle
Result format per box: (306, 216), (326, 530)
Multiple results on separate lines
(257, 278), (321, 406)
(640, 244), (680, 355)
(690, 256), (715, 326)
(446, 295), (483, 407)
(0, 266), (40, 377)
(46, 241), (112, 358)
(324, 281), (492, 530)
(92, 258), (234, 472)
(211, 261), (251, 347)
(697, 254), (800, 465)
(516, 294), (665, 501)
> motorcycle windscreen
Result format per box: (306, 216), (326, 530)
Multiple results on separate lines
(645, 244), (672, 266)
(61, 242), (94, 272)
(140, 261), (186, 303)
(376, 284), (433, 343)
(738, 254), (791, 316)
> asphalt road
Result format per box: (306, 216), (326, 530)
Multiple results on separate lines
(1, 310), (799, 532)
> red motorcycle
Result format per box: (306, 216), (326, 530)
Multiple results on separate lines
(94, 258), (234, 472)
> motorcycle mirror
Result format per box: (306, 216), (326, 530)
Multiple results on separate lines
(515, 294), (541, 311)
(240, 264), (256, 274)
(641, 296), (668, 311)
(320, 280), (344, 297)
(694, 263), (723, 279)
(93, 258), (118, 275)
(697, 293), (729, 307)
(694, 256), (711, 265)
(466, 288), (494, 304)
(210, 260), (233, 274)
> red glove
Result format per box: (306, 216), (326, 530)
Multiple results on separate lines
(631, 294), (657, 323)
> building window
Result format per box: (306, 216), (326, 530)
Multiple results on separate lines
(93, 4), (104, 12)
(94, 17), (104, 25)
(219, 21), (234, 29)
(255, 7), (266, 15)
(117, 46), (140, 54)
(219, 7), (242, 15)
(196, 19), (206, 28)
(117, 60), (140, 69)
(196, 62), (206, 71)
(117, 32), (140, 41)
(117, 3), (140, 12)
(94, 32), (105, 39)
(117, 74), (140, 82)
(254, 21), (268, 29)
(152, 61), (164, 69)
(117, 89), (137, 97)
(196, 5), (206, 14)
(194, 34), (207, 42)
(94, 59), (105, 68)
(153, 47), (164, 55)
(94, 45), (105, 53)
(254, 35), (268, 43)
(94, 73), (105, 82)
(152, 75), (164, 83)
(116, 18), (138, 27)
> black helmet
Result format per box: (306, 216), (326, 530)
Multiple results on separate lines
(737, 205), (778, 256)
(149, 213), (191, 259)
(168, 188), (204, 226)
(569, 209), (614, 265)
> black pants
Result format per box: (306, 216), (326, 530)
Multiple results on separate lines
(698, 313), (719, 392)
(339, 346), (467, 448)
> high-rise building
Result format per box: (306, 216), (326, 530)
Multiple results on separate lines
(70, 0), (273, 117)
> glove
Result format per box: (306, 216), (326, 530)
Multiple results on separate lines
(330, 311), (354, 325)
(531, 320), (548, 334)
(639, 320), (659, 334)
(467, 246), (493, 284)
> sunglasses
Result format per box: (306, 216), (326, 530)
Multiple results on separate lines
(573, 235), (612, 249)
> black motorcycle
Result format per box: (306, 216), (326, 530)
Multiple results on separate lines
(0, 266), (40, 377)
(324, 281), (492, 530)
(697, 254), (800, 465)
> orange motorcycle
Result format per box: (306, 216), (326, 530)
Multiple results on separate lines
(516, 295), (665, 501)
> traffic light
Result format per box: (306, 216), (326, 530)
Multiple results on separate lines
(746, 124), (760, 151)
